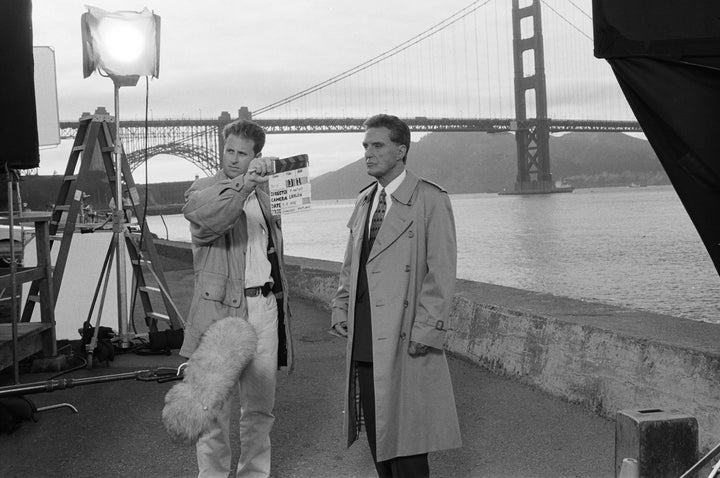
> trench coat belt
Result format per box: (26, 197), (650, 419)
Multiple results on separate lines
(244, 282), (273, 297)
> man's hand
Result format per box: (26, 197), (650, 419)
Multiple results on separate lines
(332, 321), (348, 338)
(408, 341), (431, 356)
(244, 157), (277, 187)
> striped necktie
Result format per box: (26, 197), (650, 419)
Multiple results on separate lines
(369, 188), (386, 245)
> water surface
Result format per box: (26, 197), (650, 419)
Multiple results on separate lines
(148, 186), (720, 323)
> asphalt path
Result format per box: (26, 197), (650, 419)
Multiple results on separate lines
(0, 265), (615, 477)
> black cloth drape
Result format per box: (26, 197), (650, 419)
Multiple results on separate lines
(593, 0), (720, 276)
(0, 0), (40, 170)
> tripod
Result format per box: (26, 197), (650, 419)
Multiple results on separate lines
(21, 108), (184, 368)
(82, 212), (134, 365)
(76, 78), (136, 352)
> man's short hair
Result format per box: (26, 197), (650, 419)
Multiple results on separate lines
(222, 119), (266, 155)
(363, 114), (411, 161)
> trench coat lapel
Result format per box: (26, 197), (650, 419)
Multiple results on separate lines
(255, 183), (272, 218)
(368, 172), (418, 262)
(350, 187), (374, 253)
(255, 185), (281, 248)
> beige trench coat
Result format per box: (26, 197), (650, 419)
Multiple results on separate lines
(180, 172), (293, 371)
(331, 170), (462, 461)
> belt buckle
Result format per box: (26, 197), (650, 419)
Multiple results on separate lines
(245, 282), (272, 298)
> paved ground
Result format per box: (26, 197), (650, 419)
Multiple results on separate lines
(0, 259), (617, 478)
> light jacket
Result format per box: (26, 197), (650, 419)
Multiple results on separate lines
(180, 171), (293, 372)
(331, 170), (462, 461)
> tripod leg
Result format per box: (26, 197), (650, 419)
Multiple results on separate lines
(87, 240), (116, 369)
(82, 237), (114, 366)
(84, 237), (116, 329)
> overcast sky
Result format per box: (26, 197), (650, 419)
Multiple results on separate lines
(30, 0), (627, 182)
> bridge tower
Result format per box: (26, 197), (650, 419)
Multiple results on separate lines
(507, 0), (567, 194)
(217, 107), (253, 166)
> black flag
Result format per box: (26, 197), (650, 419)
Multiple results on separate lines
(0, 0), (40, 170)
(593, 0), (720, 276)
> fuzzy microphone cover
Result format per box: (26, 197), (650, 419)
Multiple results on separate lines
(162, 316), (258, 443)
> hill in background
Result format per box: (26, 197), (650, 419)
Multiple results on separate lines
(7, 175), (193, 214)
(11, 132), (666, 209)
(310, 131), (668, 199)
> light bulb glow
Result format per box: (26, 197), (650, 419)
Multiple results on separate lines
(81, 6), (160, 79)
(97, 20), (146, 64)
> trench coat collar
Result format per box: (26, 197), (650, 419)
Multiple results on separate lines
(368, 171), (418, 261)
(389, 170), (419, 206)
(359, 169), (419, 206)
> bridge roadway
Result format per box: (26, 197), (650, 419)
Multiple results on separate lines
(60, 116), (642, 136)
(0, 251), (616, 478)
(57, 115), (642, 176)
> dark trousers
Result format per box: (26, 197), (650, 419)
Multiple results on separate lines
(356, 361), (429, 478)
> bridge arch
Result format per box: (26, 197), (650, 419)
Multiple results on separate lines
(126, 144), (219, 176)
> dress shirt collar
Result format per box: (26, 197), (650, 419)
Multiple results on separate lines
(377, 169), (406, 198)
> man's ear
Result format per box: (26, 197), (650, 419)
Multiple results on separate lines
(255, 152), (263, 159)
(397, 144), (407, 160)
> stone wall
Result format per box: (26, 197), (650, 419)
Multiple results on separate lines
(156, 240), (720, 451)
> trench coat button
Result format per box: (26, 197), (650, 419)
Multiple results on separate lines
(232, 299), (237, 304)
(408, 230), (414, 238)
(204, 292), (209, 297)
(435, 320), (445, 330)
(404, 265), (410, 272)
(400, 332), (406, 339)
(403, 300), (409, 308)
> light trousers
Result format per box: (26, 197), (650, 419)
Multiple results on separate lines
(196, 293), (279, 478)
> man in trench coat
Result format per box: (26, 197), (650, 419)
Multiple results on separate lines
(331, 114), (462, 477)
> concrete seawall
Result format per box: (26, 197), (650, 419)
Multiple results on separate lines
(156, 239), (720, 451)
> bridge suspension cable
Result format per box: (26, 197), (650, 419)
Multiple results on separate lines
(565, 0), (593, 21)
(252, 0), (495, 117)
(71, 0), (637, 178)
(541, 0), (592, 41)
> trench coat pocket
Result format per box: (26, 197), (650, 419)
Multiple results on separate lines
(223, 280), (245, 308)
(200, 277), (245, 309)
(200, 279), (226, 302)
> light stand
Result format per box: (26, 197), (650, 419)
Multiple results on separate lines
(81, 6), (160, 349)
(111, 76), (136, 348)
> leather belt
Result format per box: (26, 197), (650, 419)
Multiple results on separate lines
(244, 282), (273, 298)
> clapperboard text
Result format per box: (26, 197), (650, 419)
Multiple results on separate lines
(267, 154), (311, 216)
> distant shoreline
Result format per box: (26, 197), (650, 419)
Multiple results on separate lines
(143, 203), (183, 216)
(15, 174), (670, 212)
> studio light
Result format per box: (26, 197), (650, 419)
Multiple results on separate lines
(81, 6), (160, 84)
(81, 6), (160, 348)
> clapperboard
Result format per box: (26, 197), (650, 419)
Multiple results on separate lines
(267, 154), (311, 216)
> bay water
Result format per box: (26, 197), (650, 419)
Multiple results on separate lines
(147, 185), (720, 324)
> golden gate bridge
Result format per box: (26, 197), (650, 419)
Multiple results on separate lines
(57, 0), (641, 193)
